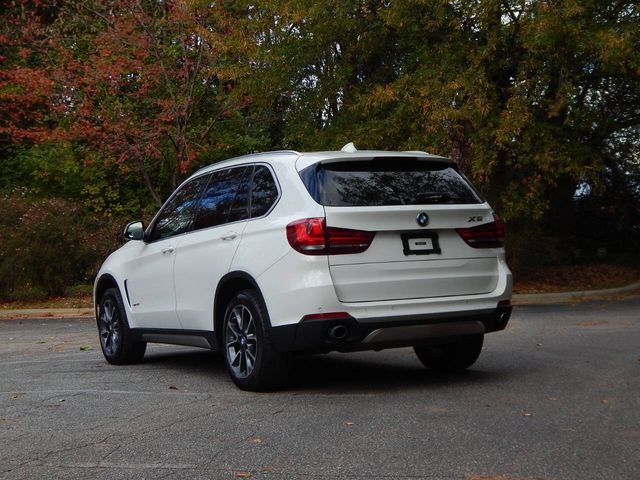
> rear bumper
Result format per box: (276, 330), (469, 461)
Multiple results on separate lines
(258, 250), (512, 329)
(271, 305), (512, 353)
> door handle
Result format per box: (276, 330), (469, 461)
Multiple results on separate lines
(161, 246), (175, 254)
(221, 232), (238, 241)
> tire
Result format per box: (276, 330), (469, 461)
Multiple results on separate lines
(414, 334), (484, 372)
(97, 287), (146, 365)
(222, 289), (291, 391)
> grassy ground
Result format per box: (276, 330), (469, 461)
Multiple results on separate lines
(1, 263), (638, 310)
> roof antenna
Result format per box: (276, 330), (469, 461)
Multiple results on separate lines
(340, 142), (357, 153)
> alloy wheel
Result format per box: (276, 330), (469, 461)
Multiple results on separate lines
(225, 305), (258, 378)
(99, 299), (120, 356)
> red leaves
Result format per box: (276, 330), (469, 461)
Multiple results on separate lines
(55, 1), (217, 179)
(1, 0), (250, 197)
(0, 66), (61, 142)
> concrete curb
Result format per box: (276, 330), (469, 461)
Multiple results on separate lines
(0, 308), (94, 320)
(1, 281), (639, 319)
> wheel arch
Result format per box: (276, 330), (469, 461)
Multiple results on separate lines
(214, 271), (270, 347)
(94, 274), (120, 316)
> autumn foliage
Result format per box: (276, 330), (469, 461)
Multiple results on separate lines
(2, 0), (256, 203)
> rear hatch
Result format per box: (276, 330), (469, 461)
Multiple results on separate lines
(298, 156), (502, 303)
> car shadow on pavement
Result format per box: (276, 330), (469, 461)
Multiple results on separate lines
(289, 352), (510, 393)
(139, 347), (517, 393)
(142, 348), (226, 371)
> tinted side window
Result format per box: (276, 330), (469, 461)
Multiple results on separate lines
(228, 166), (251, 223)
(250, 165), (279, 217)
(149, 175), (210, 241)
(193, 166), (248, 230)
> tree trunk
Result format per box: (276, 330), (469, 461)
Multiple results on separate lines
(546, 174), (576, 239)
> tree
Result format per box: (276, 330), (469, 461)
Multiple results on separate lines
(245, 0), (640, 227)
(0, 1), (65, 145)
(58, 0), (264, 204)
(2, 0), (265, 205)
(1, 0), (638, 231)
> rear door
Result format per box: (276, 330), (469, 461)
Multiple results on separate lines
(300, 158), (500, 302)
(173, 165), (251, 331)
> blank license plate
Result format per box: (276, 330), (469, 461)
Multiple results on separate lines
(408, 238), (433, 250)
(401, 232), (441, 256)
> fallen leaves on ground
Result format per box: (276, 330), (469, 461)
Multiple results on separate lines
(0, 295), (93, 310)
(427, 406), (449, 414)
(577, 320), (609, 327)
(468, 476), (543, 480)
(514, 264), (639, 294)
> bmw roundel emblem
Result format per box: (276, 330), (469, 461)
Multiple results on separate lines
(416, 212), (429, 227)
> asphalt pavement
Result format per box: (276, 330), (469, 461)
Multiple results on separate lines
(1, 297), (639, 479)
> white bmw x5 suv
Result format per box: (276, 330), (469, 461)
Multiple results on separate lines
(94, 145), (512, 390)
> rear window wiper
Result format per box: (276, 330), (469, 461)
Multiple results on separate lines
(414, 192), (466, 204)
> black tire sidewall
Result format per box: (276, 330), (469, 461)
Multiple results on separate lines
(414, 334), (484, 372)
(97, 287), (145, 365)
(97, 289), (126, 362)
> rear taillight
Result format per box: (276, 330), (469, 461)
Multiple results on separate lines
(286, 218), (375, 255)
(456, 213), (505, 248)
(286, 218), (326, 253)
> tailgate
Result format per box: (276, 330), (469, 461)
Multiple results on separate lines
(326, 205), (499, 302)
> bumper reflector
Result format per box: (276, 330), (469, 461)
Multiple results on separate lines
(301, 312), (354, 321)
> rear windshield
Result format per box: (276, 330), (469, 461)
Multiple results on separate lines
(299, 158), (482, 206)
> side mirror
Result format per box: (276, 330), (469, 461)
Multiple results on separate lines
(123, 221), (145, 241)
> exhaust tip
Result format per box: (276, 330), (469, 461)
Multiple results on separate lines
(498, 311), (510, 328)
(328, 324), (348, 340)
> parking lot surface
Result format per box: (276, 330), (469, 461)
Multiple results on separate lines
(1, 297), (639, 479)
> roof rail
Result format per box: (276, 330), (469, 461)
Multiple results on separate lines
(191, 149), (301, 176)
(245, 149), (301, 156)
